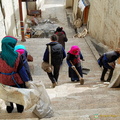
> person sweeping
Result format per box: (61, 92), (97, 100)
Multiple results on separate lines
(66, 45), (85, 85)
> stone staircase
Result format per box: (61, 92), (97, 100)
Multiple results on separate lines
(0, 37), (120, 120)
(11, 37), (119, 120)
(0, 0), (120, 118)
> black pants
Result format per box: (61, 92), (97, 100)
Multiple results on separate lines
(6, 102), (24, 113)
(47, 64), (61, 83)
(101, 67), (114, 82)
(6, 84), (26, 113)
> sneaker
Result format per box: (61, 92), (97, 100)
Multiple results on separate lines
(52, 82), (57, 88)
(106, 79), (111, 82)
(71, 78), (75, 82)
(80, 78), (84, 85)
(71, 80), (75, 82)
(100, 79), (106, 82)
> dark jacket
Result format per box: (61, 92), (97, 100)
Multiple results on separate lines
(66, 52), (84, 78)
(101, 51), (120, 69)
(43, 42), (66, 66)
(55, 32), (68, 49)
(66, 52), (84, 67)
(21, 50), (33, 81)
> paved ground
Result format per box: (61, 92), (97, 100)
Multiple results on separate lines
(0, 0), (120, 120)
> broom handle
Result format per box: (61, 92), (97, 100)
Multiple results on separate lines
(70, 61), (81, 79)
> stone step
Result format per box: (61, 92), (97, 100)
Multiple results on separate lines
(1, 107), (120, 120)
(42, 114), (120, 120)
(41, 115), (90, 120)
(47, 86), (119, 112)
(0, 112), (39, 120)
(41, 107), (120, 120)
(32, 74), (107, 87)
(54, 107), (120, 115)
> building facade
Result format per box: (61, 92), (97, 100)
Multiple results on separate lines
(88, 0), (120, 49)
(0, 0), (44, 50)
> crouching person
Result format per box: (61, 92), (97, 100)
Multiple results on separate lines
(99, 48), (120, 82)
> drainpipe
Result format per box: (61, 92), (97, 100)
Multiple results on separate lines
(18, 0), (26, 42)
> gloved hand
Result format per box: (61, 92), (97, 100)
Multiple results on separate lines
(108, 62), (115, 69)
(82, 59), (85, 61)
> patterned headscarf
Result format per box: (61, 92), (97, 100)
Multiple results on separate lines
(68, 45), (80, 55)
(1, 36), (18, 67)
(14, 45), (26, 55)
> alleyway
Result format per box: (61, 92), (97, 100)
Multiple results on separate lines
(0, 0), (120, 120)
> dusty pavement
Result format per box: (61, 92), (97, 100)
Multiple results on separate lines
(0, 0), (120, 120)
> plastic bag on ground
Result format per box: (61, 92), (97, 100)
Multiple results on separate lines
(32, 81), (54, 119)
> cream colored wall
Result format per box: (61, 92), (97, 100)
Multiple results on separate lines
(0, 8), (6, 37)
(72, 0), (79, 20)
(88, 0), (120, 49)
(36, 0), (45, 10)
(0, 0), (45, 44)
(12, 0), (27, 38)
(0, 0), (27, 38)
(0, 7), (6, 51)
(0, 0), (44, 50)
(1, 0), (17, 37)
(22, 2), (27, 36)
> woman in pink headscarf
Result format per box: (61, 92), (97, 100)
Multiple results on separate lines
(14, 45), (33, 81)
(66, 45), (85, 84)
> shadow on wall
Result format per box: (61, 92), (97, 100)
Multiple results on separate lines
(91, 39), (110, 56)
(7, 7), (20, 37)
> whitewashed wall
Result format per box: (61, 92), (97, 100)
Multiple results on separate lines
(0, 0), (27, 37)
(88, 0), (120, 49)
(0, 0), (27, 50)
(36, 0), (45, 10)
(1, 0), (16, 36)
(0, 7), (6, 51)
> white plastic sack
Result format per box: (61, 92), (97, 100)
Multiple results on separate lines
(0, 83), (40, 110)
(32, 81), (54, 119)
(108, 64), (120, 88)
(0, 81), (54, 118)
(26, 81), (54, 118)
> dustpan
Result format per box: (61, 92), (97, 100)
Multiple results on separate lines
(82, 68), (90, 75)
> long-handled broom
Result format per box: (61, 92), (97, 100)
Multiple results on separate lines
(70, 61), (84, 85)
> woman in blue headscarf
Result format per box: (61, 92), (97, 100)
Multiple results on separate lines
(0, 36), (30, 113)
